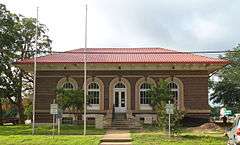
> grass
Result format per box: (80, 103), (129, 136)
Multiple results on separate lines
(131, 125), (228, 145)
(0, 124), (229, 145)
(0, 124), (106, 135)
(0, 135), (100, 145)
(0, 124), (106, 145)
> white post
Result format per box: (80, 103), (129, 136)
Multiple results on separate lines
(52, 99), (55, 136)
(168, 100), (171, 138)
(58, 118), (60, 135)
(32, 6), (38, 135)
(83, 4), (88, 136)
(52, 114), (55, 136)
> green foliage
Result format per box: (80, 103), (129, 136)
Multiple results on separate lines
(149, 79), (171, 109)
(56, 88), (84, 111)
(24, 104), (32, 119)
(155, 103), (184, 134)
(3, 108), (18, 118)
(0, 3), (52, 123)
(210, 45), (240, 112)
(148, 79), (184, 134)
(56, 88), (90, 121)
(210, 107), (222, 122)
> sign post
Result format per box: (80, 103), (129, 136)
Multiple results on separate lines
(57, 118), (60, 135)
(165, 101), (174, 138)
(50, 102), (58, 136)
(56, 109), (62, 135)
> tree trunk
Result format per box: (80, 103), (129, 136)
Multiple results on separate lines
(17, 71), (25, 124)
(0, 101), (3, 125)
(16, 99), (25, 124)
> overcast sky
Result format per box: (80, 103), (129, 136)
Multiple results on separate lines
(1, 0), (240, 54)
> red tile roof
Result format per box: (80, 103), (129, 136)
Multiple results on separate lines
(17, 48), (229, 64)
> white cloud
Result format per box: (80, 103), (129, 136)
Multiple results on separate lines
(1, 0), (240, 54)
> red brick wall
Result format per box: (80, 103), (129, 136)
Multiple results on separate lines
(35, 70), (209, 123)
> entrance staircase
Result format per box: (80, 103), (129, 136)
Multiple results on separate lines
(109, 113), (142, 130)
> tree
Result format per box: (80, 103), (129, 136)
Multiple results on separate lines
(148, 79), (171, 109)
(210, 106), (221, 119)
(148, 79), (184, 133)
(210, 45), (240, 112)
(0, 3), (52, 123)
(56, 89), (87, 122)
(0, 3), (18, 125)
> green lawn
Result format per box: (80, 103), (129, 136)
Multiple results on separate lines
(0, 135), (100, 145)
(131, 127), (228, 145)
(0, 124), (229, 145)
(0, 124), (106, 145)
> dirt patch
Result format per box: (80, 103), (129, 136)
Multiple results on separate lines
(187, 123), (224, 132)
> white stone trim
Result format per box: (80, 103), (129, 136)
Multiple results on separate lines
(165, 77), (185, 111)
(135, 77), (156, 111)
(87, 104), (100, 110)
(86, 77), (104, 111)
(139, 104), (152, 110)
(109, 77), (131, 111)
(18, 63), (225, 73)
(57, 77), (78, 90)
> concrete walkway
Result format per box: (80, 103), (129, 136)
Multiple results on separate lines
(100, 130), (132, 145)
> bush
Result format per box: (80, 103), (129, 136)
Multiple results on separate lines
(24, 104), (32, 119)
(4, 108), (18, 118)
(148, 79), (184, 134)
(155, 102), (184, 134)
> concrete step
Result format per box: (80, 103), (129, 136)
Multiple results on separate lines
(112, 120), (130, 122)
(111, 127), (142, 130)
(112, 124), (135, 126)
(112, 123), (133, 125)
(101, 138), (132, 142)
(113, 119), (128, 122)
(111, 124), (130, 126)
(100, 142), (132, 145)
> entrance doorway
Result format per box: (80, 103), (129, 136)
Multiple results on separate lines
(114, 82), (126, 113)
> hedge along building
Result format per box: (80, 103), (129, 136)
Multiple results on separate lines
(17, 48), (228, 124)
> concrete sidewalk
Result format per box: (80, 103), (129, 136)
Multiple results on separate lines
(100, 130), (132, 145)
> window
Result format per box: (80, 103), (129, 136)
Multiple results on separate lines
(115, 82), (125, 88)
(88, 82), (100, 105)
(140, 83), (151, 104)
(57, 77), (78, 90)
(168, 82), (179, 106)
(62, 82), (74, 90)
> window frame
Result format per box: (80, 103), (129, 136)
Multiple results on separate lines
(57, 77), (78, 90)
(168, 81), (180, 109)
(139, 83), (151, 105)
(88, 82), (100, 105)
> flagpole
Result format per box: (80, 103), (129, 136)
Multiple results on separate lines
(32, 6), (38, 135)
(83, 4), (88, 136)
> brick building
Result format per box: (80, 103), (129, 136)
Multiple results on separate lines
(17, 48), (228, 125)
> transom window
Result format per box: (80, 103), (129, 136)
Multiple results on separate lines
(88, 82), (100, 105)
(62, 82), (74, 90)
(115, 82), (125, 88)
(168, 82), (179, 106)
(140, 83), (151, 104)
(57, 77), (78, 90)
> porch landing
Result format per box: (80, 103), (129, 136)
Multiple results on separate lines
(100, 130), (132, 145)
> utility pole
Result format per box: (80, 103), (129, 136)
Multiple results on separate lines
(32, 6), (39, 135)
(83, 4), (88, 136)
